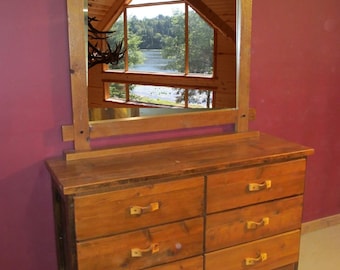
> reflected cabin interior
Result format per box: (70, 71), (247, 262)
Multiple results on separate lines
(88, 0), (237, 120)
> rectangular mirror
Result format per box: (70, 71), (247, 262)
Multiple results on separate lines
(88, 0), (236, 120)
(63, 0), (253, 152)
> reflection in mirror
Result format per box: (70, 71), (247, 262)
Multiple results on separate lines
(87, 0), (236, 121)
(64, 0), (252, 151)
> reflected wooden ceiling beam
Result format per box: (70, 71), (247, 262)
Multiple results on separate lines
(184, 0), (235, 42)
(96, 0), (132, 31)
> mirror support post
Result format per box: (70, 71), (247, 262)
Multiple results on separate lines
(66, 0), (91, 151)
(235, 0), (252, 132)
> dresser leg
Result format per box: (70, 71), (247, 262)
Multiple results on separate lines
(52, 183), (66, 270)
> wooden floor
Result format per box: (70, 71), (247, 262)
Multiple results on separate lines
(299, 223), (340, 270)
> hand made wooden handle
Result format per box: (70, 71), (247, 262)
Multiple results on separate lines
(130, 202), (160, 215)
(248, 180), (272, 192)
(245, 252), (268, 266)
(246, 217), (270, 230)
(131, 243), (160, 257)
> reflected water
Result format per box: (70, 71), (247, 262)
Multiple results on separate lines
(130, 49), (176, 73)
(127, 49), (211, 107)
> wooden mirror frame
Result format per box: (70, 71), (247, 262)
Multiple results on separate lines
(62, 0), (253, 152)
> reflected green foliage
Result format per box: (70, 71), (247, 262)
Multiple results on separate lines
(106, 7), (214, 108)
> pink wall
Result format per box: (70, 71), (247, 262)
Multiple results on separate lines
(250, 0), (340, 222)
(0, 0), (71, 269)
(0, 0), (339, 269)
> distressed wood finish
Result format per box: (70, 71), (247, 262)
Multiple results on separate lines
(62, 108), (256, 143)
(74, 177), (204, 240)
(48, 132), (312, 195)
(52, 1), (311, 269)
(206, 196), (303, 251)
(236, 0), (253, 132)
(66, 0), (90, 150)
(205, 230), (301, 270)
(47, 132), (313, 269)
(77, 218), (203, 269)
(206, 159), (306, 213)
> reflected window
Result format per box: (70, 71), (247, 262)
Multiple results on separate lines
(107, 1), (214, 76)
(89, 0), (225, 110)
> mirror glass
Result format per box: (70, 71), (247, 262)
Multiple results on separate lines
(64, 0), (252, 152)
(87, 0), (237, 121)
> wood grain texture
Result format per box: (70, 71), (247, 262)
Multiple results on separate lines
(205, 230), (301, 270)
(48, 132), (313, 269)
(206, 196), (303, 251)
(77, 218), (203, 270)
(207, 159), (306, 213)
(47, 132), (313, 195)
(66, 0), (91, 150)
(74, 177), (204, 240)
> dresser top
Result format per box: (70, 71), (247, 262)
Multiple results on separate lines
(46, 132), (314, 195)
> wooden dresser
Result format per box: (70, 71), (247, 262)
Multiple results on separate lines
(47, 132), (313, 270)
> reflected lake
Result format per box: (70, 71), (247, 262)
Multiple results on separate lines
(128, 49), (210, 107)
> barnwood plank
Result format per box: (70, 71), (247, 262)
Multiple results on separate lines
(76, 218), (203, 269)
(207, 159), (306, 212)
(74, 177), (204, 240)
(47, 133), (314, 195)
(66, 0), (91, 150)
(235, 0), (253, 132)
(61, 108), (256, 142)
(64, 130), (259, 160)
(205, 230), (301, 269)
(206, 196), (303, 251)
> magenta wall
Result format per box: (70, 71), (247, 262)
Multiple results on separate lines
(0, 0), (71, 269)
(250, 0), (340, 222)
(0, 0), (339, 269)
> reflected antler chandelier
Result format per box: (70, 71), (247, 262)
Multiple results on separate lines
(88, 17), (125, 68)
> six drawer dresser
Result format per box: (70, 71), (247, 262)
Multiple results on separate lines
(47, 132), (314, 270)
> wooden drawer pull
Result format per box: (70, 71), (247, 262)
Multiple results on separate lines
(248, 180), (271, 192)
(245, 252), (268, 266)
(246, 217), (270, 230)
(130, 202), (160, 216)
(131, 243), (160, 257)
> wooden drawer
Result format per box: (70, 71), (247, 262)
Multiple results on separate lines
(77, 218), (203, 270)
(205, 230), (300, 270)
(144, 256), (203, 269)
(74, 177), (204, 240)
(207, 159), (306, 213)
(206, 196), (303, 252)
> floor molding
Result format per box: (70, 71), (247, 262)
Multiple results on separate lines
(301, 213), (340, 234)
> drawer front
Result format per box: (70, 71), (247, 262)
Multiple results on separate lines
(74, 177), (204, 240)
(144, 256), (203, 269)
(205, 230), (300, 270)
(206, 196), (303, 252)
(207, 159), (306, 213)
(77, 218), (203, 270)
